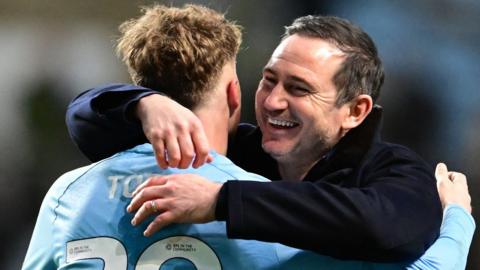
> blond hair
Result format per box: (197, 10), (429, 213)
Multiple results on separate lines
(117, 4), (242, 109)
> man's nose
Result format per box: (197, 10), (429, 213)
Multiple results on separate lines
(263, 85), (288, 111)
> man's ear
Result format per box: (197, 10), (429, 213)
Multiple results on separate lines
(227, 79), (241, 117)
(341, 94), (373, 130)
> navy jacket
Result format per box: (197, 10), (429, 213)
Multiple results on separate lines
(66, 84), (442, 262)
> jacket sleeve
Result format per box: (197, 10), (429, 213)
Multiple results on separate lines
(66, 83), (157, 161)
(217, 146), (443, 262)
(406, 204), (475, 270)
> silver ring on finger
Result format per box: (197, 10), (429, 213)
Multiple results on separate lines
(150, 200), (158, 213)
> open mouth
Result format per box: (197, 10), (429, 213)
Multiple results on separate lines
(267, 117), (300, 129)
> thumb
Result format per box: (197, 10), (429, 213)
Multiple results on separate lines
(435, 162), (448, 182)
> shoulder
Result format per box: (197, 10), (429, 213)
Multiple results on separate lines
(232, 123), (262, 145)
(236, 123), (259, 135)
(47, 154), (128, 205)
(48, 163), (98, 198)
(368, 141), (432, 169)
(206, 152), (270, 182)
(361, 141), (436, 185)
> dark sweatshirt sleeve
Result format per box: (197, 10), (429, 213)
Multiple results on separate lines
(217, 146), (442, 262)
(65, 83), (158, 161)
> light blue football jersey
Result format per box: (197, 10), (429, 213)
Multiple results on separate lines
(22, 144), (475, 270)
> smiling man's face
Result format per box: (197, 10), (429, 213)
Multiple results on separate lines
(255, 34), (352, 165)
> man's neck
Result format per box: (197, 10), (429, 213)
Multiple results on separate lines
(278, 159), (319, 181)
(195, 108), (229, 156)
(276, 144), (334, 181)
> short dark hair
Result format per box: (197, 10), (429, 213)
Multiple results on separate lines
(284, 15), (384, 105)
(117, 4), (242, 109)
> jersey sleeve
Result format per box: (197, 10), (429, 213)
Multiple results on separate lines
(22, 166), (94, 270)
(406, 204), (475, 270)
(66, 83), (157, 161)
(22, 189), (61, 269)
(22, 179), (69, 270)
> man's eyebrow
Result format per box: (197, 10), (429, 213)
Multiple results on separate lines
(263, 67), (276, 75)
(288, 75), (314, 89)
(263, 67), (314, 89)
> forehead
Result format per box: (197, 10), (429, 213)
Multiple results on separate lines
(265, 35), (346, 84)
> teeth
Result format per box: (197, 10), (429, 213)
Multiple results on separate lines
(268, 118), (298, 127)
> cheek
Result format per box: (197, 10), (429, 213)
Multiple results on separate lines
(255, 89), (265, 107)
(300, 109), (331, 136)
(255, 91), (270, 118)
(254, 91), (265, 125)
(312, 114), (343, 140)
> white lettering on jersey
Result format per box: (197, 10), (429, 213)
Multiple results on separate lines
(123, 175), (144, 198)
(108, 174), (157, 199)
(107, 176), (123, 199)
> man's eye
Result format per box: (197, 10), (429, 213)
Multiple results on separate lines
(261, 77), (276, 88)
(290, 86), (310, 95)
(265, 77), (276, 84)
(295, 87), (307, 92)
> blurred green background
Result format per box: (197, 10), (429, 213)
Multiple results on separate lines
(2, 0), (479, 268)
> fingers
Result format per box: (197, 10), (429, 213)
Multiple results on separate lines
(131, 198), (169, 227)
(127, 174), (219, 237)
(151, 124), (207, 169)
(147, 126), (182, 168)
(170, 119), (211, 169)
(435, 163), (448, 181)
(436, 163), (467, 185)
(144, 212), (175, 237)
(191, 123), (211, 168)
(128, 177), (168, 212)
(177, 135), (195, 169)
(435, 163), (472, 213)
(128, 186), (162, 213)
(450, 172), (472, 214)
(152, 141), (168, 169)
(132, 176), (168, 197)
(137, 94), (210, 169)
(435, 162), (447, 177)
(435, 163), (451, 191)
(131, 199), (161, 226)
(436, 163), (467, 186)
(448, 172), (467, 185)
(165, 133), (181, 168)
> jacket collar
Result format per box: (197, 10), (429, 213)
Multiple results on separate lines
(304, 105), (383, 181)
